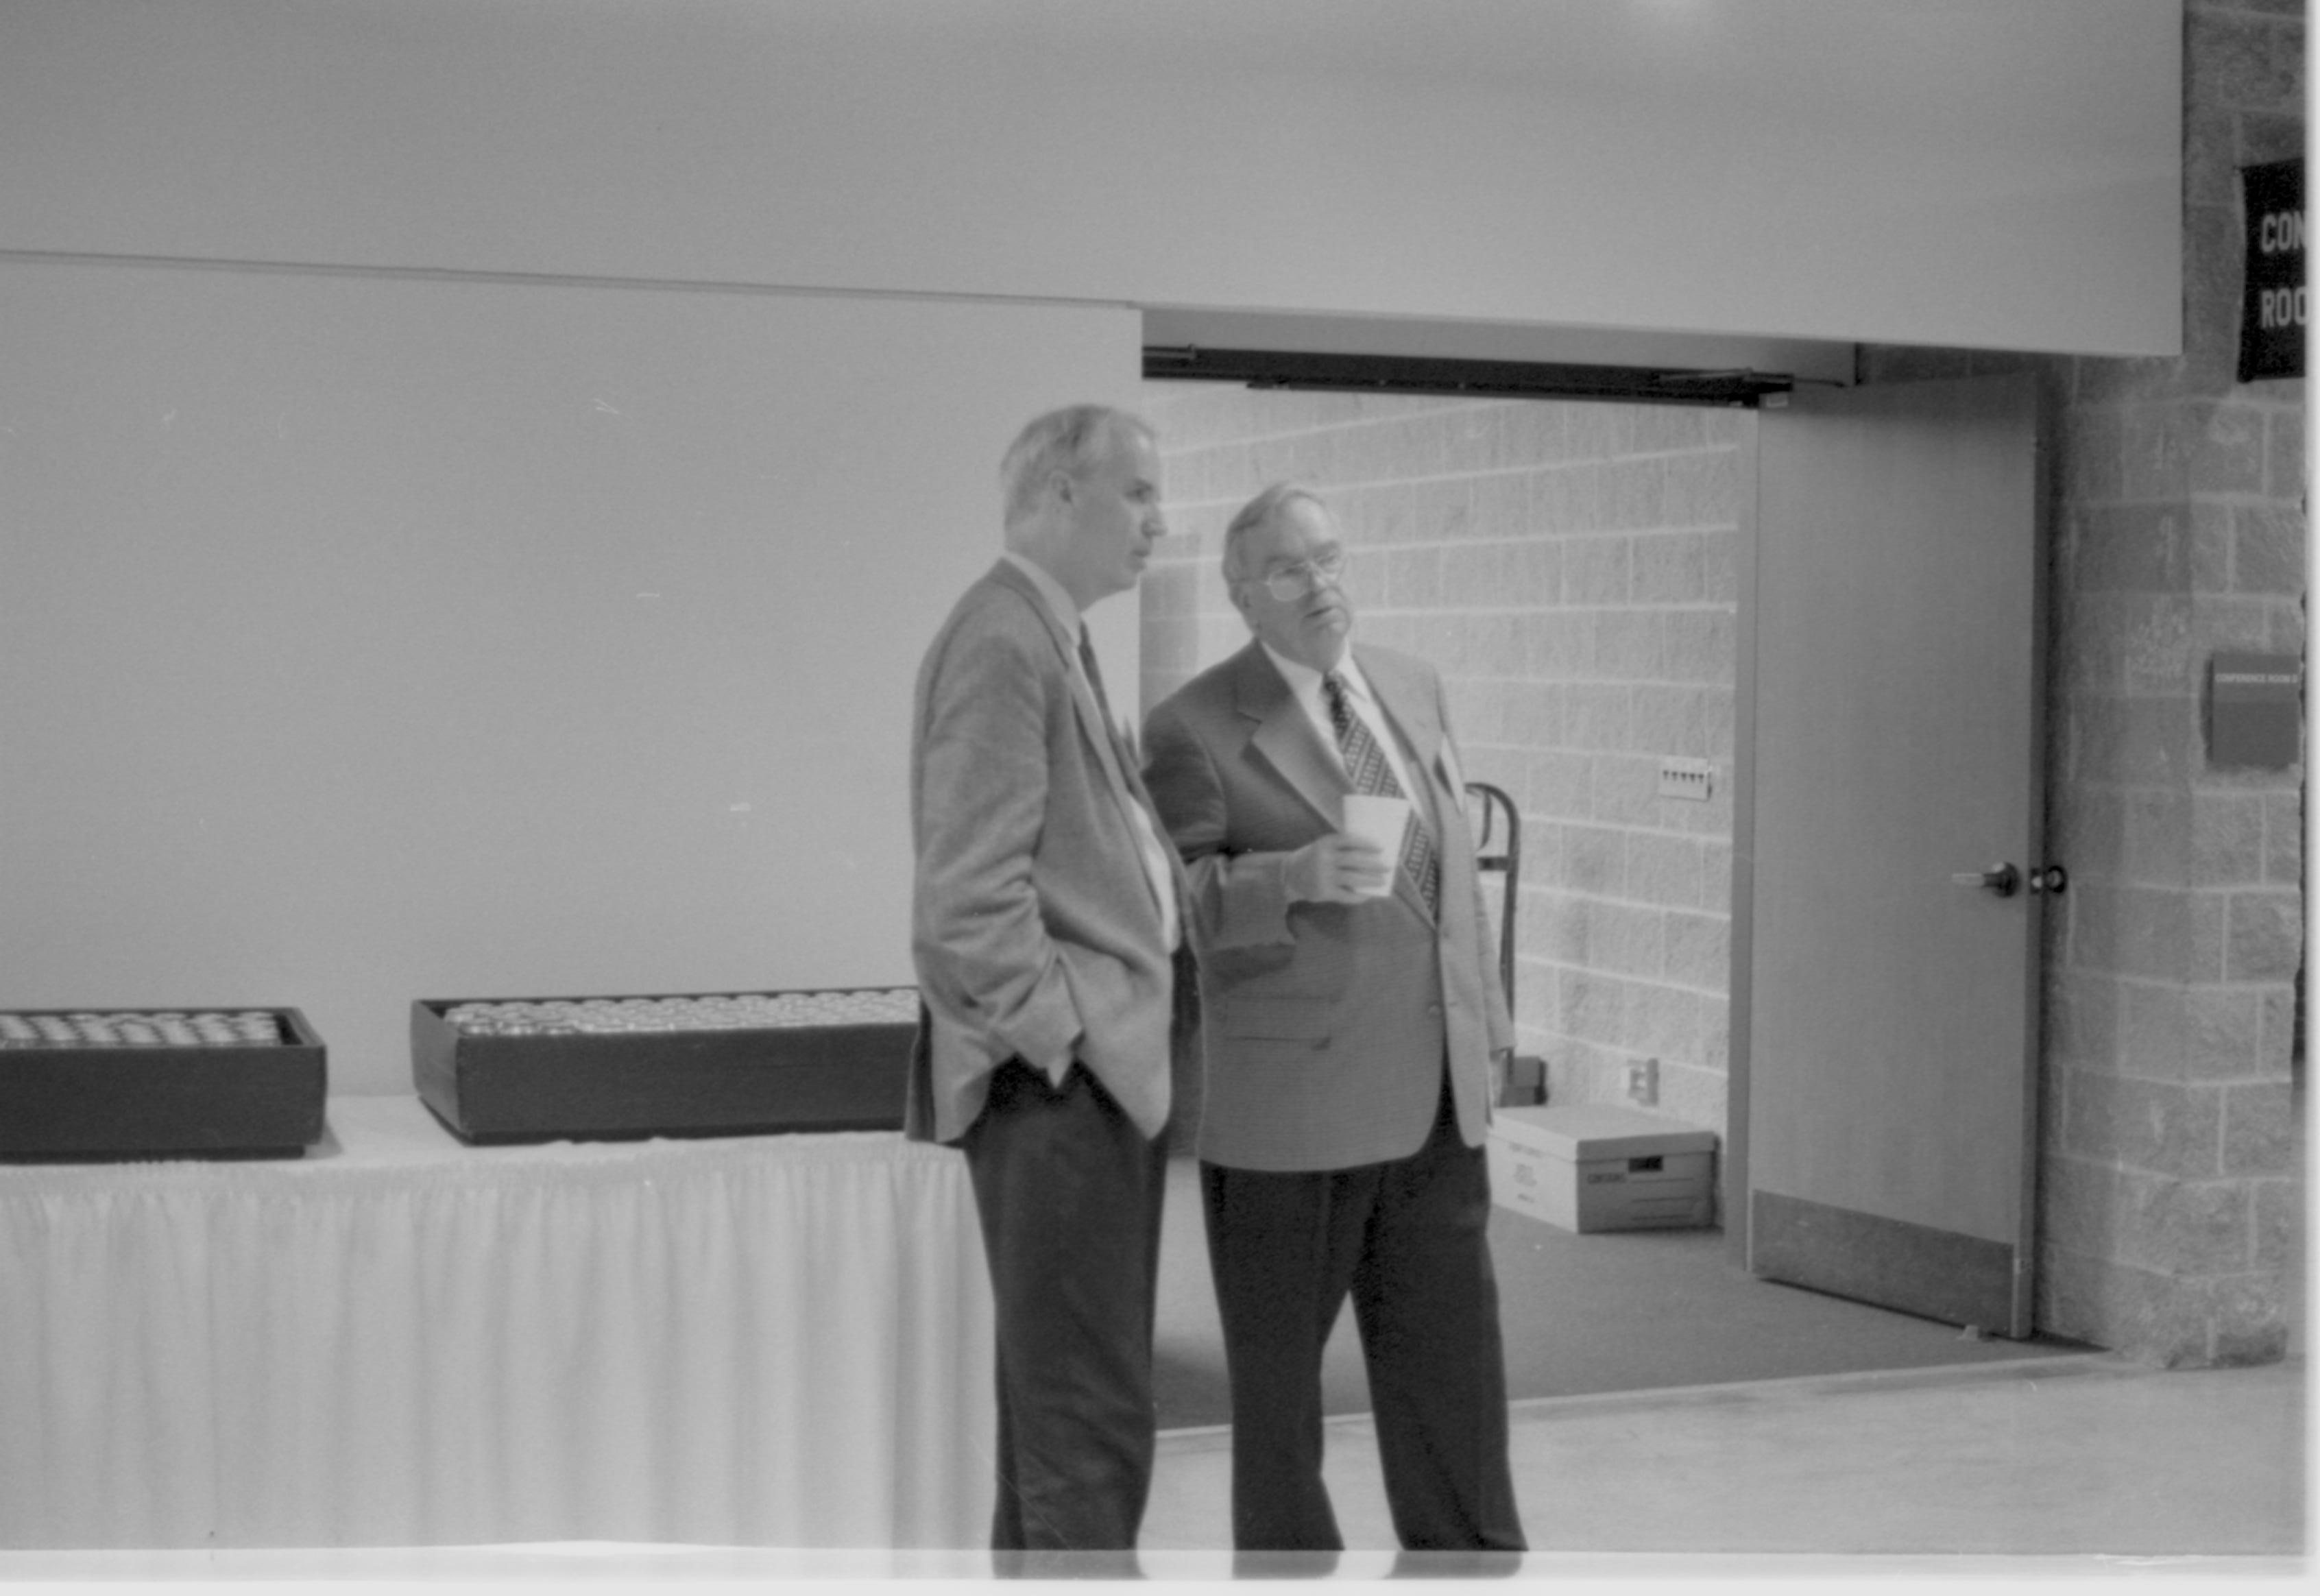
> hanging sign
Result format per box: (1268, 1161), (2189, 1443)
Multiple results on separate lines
(2239, 158), (2304, 382)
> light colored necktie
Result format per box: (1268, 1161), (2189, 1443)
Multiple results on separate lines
(1323, 670), (1439, 915)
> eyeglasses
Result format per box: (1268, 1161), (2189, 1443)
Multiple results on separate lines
(1252, 549), (1347, 602)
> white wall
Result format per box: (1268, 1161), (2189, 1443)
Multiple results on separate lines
(1, 0), (2182, 357)
(0, 261), (1139, 1094)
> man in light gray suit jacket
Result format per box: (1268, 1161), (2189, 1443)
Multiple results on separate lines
(1141, 483), (1525, 1559)
(907, 404), (1195, 1567)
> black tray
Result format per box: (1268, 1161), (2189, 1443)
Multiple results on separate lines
(0, 1006), (327, 1160)
(411, 987), (919, 1144)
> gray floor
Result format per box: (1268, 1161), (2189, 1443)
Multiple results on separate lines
(1, 1354), (2301, 1586)
(1144, 1352), (2308, 1576)
(1154, 1157), (2089, 1431)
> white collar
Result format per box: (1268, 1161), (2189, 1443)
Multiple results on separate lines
(1261, 640), (1369, 705)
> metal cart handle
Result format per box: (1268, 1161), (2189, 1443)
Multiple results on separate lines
(1464, 782), (1520, 1008)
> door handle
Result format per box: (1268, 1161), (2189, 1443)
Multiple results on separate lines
(1950, 862), (2020, 897)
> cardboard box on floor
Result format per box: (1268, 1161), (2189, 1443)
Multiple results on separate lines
(1488, 1103), (1717, 1232)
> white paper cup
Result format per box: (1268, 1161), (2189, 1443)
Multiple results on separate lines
(1340, 794), (1410, 896)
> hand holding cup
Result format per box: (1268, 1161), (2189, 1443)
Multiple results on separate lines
(1338, 795), (1410, 897)
(1286, 832), (1391, 902)
(1285, 794), (1407, 904)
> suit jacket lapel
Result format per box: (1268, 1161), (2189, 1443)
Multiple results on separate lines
(986, 560), (1133, 797)
(1235, 643), (1345, 829)
(1232, 639), (1447, 923)
(984, 559), (1187, 926)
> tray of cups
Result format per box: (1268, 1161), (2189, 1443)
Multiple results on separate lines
(0, 1006), (328, 1159)
(410, 987), (920, 1143)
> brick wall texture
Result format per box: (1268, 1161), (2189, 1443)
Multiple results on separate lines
(1136, 0), (2304, 1368)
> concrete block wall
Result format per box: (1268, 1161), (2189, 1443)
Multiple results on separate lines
(1863, 0), (2305, 1366)
(1137, 385), (1747, 1137)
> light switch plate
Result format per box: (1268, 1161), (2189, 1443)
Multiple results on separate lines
(1658, 758), (1714, 801)
(1626, 1057), (1660, 1105)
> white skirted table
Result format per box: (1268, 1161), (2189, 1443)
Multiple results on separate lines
(0, 1095), (995, 1550)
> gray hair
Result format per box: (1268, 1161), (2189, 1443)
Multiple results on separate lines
(1222, 482), (1327, 583)
(1000, 405), (1154, 530)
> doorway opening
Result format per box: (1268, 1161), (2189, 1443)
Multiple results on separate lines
(1134, 372), (2089, 1425)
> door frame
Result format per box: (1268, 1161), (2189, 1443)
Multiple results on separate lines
(1727, 403), (1764, 1267)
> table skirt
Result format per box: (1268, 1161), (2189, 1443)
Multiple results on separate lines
(0, 1096), (995, 1549)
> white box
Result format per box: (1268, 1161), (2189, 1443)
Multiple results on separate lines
(1487, 1104), (1717, 1232)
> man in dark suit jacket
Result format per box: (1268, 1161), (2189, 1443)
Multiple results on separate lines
(1141, 483), (1525, 1558)
(906, 404), (1195, 1566)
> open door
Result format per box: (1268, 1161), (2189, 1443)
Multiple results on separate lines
(1733, 372), (2049, 1338)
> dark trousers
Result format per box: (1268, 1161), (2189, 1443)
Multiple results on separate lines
(1200, 1080), (1526, 1553)
(960, 1058), (1169, 1558)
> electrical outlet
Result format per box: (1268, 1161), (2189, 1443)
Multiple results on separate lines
(1626, 1056), (1659, 1106)
(1658, 758), (1713, 801)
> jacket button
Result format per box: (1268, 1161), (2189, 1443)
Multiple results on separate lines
(1427, 1002), (1443, 1017)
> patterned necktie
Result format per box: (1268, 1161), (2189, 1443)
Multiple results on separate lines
(1322, 670), (1439, 915)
